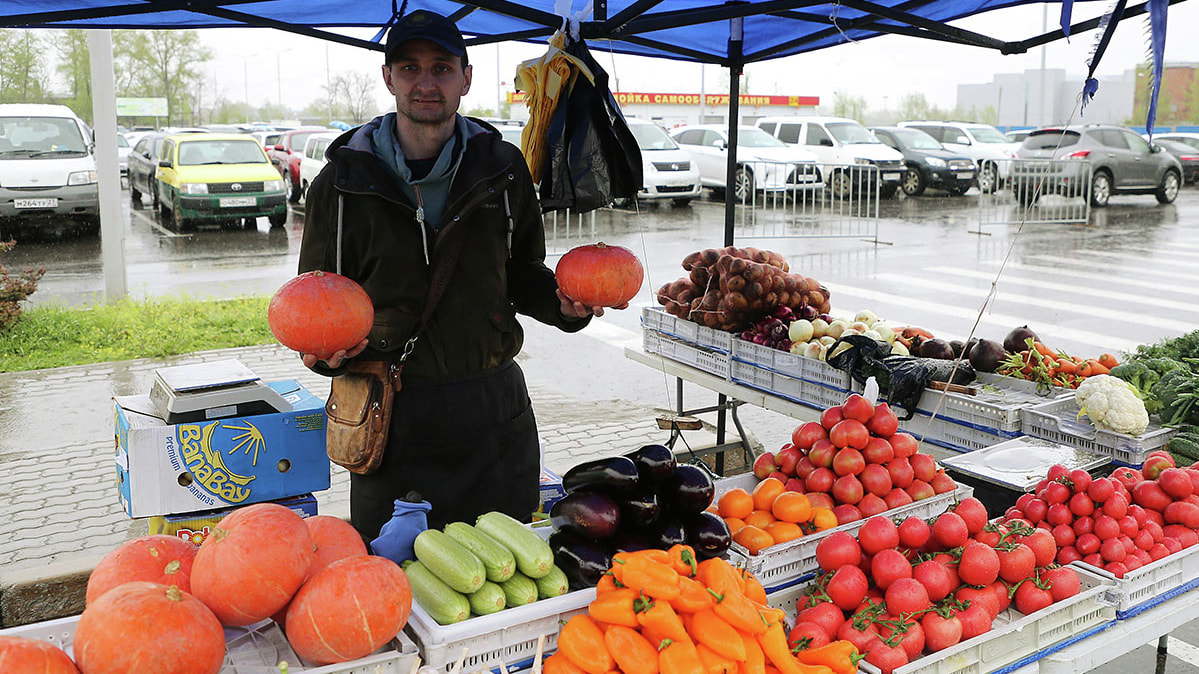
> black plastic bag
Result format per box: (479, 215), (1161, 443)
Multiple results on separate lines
(539, 37), (642, 213)
(827, 335), (976, 420)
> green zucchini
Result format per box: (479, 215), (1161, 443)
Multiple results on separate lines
(466, 580), (507, 616)
(475, 511), (554, 579)
(402, 560), (470, 625)
(499, 571), (539, 607)
(444, 522), (516, 583)
(533, 564), (569, 599)
(413, 529), (485, 594)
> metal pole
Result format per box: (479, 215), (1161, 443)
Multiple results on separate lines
(277, 52), (282, 111)
(722, 16), (744, 249)
(87, 29), (127, 302)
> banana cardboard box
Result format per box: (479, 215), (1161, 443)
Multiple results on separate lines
(149, 493), (319, 546)
(114, 380), (330, 518)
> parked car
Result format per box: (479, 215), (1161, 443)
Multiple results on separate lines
(498, 126), (523, 148)
(250, 130), (282, 151)
(1154, 138), (1199, 185)
(755, 116), (906, 198)
(668, 124), (820, 201)
(1006, 129), (1034, 143)
(626, 118), (702, 205)
(297, 131), (339, 203)
(869, 126), (975, 196)
(116, 132), (132, 178)
(898, 121), (1018, 193)
(128, 132), (169, 210)
(155, 133), (287, 230)
(1011, 125), (1182, 207)
(268, 128), (330, 203)
(0, 103), (100, 236)
(1148, 132), (1199, 153)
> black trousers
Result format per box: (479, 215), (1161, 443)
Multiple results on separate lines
(350, 360), (540, 540)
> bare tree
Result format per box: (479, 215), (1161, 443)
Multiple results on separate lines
(330, 71), (380, 123)
(0, 29), (48, 103)
(114, 30), (212, 126)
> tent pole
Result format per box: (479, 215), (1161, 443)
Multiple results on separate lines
(722, 16), (743, 248)
(87, 29), (127, 302)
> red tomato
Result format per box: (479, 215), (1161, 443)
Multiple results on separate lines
(796, 601), (845, 641)
(1087, 477), (1115, 503)
(884, 488), (914, 510)
(889, 432), (919, 459)
(820, 406), (845, 431)
(913, 560), (956, 601)
(871, 549), (913, 590)
(1042, 566), (1081, 602)
(957, 542), (1000, 587)
(787, 621), (831, 652)
(808, 439), (836, 469)
(921, 612), (963, 652)
(864, 642), (909, 674)
(1069, 469), (1093, 494)
(830, 419), (870, 450)
(909, 454), (937, 482)
(815, 530), (862, 571)
(996, 544), (1036, 584)
(859, 516), (900, 554)
(1019, 529), (1058, 567)
(832, 474), (865, 505)
(953, 497), (988, 534)
(885, 578), (931, 614)
(866, 403), (900, 438)
(898, 516), (931, 550)
(1102, 492), (1129, 519)
(887, 457), (915, 489)
(1068, 492), (1095, 518)
(1013, 581), (1053, 614)
(955, 585), (1001, 620)
(841, 394), (875, 423)
(832, 447), (866, 476)
(931, 512), (970, 548)
(862, 436), (895, 464)
(826, 566), (868, 611)
(860, 464), (893, 498)
(957, 603), (993, 640)
(791, 422), (828, 451)
(858, 493), (889, 517)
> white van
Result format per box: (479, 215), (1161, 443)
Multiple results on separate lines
(626, 118), (702, 205)
(0, 104), (100, 235)
(755, 116), (906, 198)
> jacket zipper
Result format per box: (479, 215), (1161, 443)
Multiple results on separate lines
(412, 184), (430, 265)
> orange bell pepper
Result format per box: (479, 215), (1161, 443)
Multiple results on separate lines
(698, 558), (745, 598)
(545, 652), (589, 674)
(711, 588), (768, 635)
(589, 588), (640, 628)
(605, 624), (660, 674)
(757, 622), (834, 674)
(671, 575), (717, 614)
(739, 632), (766, 674)
(660, 639), (707, 674)
(697, 642), (739, 673)
(793, 641), (863, 674)
(668, 543), (701, 578)
(638, 597), (692, 645)
(558, 615), (615, 674)
(623, 554), (682, 600)
(691, 609), (748, 661)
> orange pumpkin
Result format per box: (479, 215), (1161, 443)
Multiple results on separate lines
(0, 636), (80, 673)
(555, 242), (644, 308)
(85, 534), (198, 606)
(285, 556), (412, 665)
(272, 515), (369, 628)
(73, 582), (224, 674)
(191, 503), (314, 626)
(268, 270), (374, 359)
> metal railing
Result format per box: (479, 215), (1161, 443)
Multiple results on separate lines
(543, 209), (598, 256)
(976, 158), (1092, 228)
(731, 161), (887, 244)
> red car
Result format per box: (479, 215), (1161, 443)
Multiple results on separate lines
(268, 128), (331, 202)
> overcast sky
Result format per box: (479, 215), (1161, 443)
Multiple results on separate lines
(197, 1), (1199, 120)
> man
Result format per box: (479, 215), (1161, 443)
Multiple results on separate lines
(298, 10), (616, 537)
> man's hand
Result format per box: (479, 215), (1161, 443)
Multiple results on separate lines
(301, 338), (369, 370)
(557, 289), (629, 319)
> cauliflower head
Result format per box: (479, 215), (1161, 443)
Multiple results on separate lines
(1075, 374), (1150, 436)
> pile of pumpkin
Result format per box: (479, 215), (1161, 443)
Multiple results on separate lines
(548, 549), (861, 674)
(0, 503), (411, 674)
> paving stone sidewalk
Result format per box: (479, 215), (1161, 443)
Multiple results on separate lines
(0, 344), (733, 626)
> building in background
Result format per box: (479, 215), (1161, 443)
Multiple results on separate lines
(506, 91), (819, 127)
(1131, 62), (1199, 128)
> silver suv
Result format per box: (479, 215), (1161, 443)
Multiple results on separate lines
(1012, 125), (1182, 207)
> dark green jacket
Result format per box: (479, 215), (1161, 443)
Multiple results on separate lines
(299, 114), (588, 383)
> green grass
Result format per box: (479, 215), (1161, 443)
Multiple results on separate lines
(0, 296), (274, 372)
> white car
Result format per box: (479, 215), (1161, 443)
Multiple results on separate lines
(297, 131), (338, 203)
(626, 118), (702, 205)
(1149, 132), (1199, 153)
(898, 121), (1019, 193)
(668, 124), (820, 201)
(755, 116), (906, 198)
(116, 132), (132, 177)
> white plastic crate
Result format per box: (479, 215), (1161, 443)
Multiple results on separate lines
(1073, 541), (1199, 618)
(769, 566), (1115, 674)
(406, 587), (595, 671)
(642, 329), (731, 379)
(640, 306), (735, 353)
(911, 373), (1071, 434)
(730, 360), (849, 411)
(0, 615), (419, 673)
(713, 473), (972, 590)
(900, 411), (1020, 454)
(732, 338), (853, 389)
(1021, 397), (1177, 466)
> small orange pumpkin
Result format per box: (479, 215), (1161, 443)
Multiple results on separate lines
(555, 242), (644, 308)
(191, 503), (314, 626)
(85, 534), (198, 606)
(0, 636), (80, 673)
(73, 582), (224, 674)
(285, 556), (412, 665)
(268, 270), (374, 359)
(272, 515), (368, 628)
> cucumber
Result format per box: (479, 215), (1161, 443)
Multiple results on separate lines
(475, 511), (554, 579)
(499, 571), (539, 607)
(444, 522), (517, 583)
(467, 581), (507, 616)
(413, 529), (486, 594)
(533, 564), (569, 599)
(403, 560), (470, 625)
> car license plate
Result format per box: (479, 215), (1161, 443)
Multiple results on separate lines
(219, 197), (257, 208)
(14, 198), (58, 209)
(959, 171), (975, 179)
(883, 173), (901, 181)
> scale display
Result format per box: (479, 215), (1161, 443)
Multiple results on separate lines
(148, 359), (292, 424)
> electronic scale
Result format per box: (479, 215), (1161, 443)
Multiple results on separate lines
(148, 359), (292, 424)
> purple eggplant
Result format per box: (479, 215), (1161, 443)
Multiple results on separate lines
(619, 488), (661, 529)
(611, 529), (652, 554)
(685, 510), (732, 560)
(649, 516), (687, 549)
(662, 464), (715, 514)
(563, 456), (639, 496)
(549, 530), (613, 590)
(550, 492), (621, 539)
(625, 444), (677, 483)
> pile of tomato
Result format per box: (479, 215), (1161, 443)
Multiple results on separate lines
(789, 497), (1082, 674)
(1002, 451), (1199, 579)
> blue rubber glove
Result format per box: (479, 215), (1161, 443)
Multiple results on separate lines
(370, 498), (433, 564)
